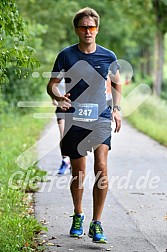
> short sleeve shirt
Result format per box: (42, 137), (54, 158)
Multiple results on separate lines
(52, 44), (118, 128)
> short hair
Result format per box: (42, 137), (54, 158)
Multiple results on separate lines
(73, 7), (100, 28)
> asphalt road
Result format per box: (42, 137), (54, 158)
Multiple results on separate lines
(35, 118), (167, 252)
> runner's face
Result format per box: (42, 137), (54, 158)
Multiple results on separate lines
(75, 17), (98, 45)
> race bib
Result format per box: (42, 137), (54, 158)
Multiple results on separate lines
(73, 103), (98, 122)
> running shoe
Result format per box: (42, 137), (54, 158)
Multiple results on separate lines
(58, 160), (71, 175)
(88, 221), (107, 243)
(70, 214), (85, 237)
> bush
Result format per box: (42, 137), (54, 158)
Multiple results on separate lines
(1, 66), (44, 112)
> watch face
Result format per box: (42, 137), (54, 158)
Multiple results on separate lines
(113, 106), (121, 111)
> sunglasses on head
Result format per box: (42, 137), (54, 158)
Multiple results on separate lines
(77, 26), (97, 32)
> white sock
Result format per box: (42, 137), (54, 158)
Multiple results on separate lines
(63, 156), (70, 164)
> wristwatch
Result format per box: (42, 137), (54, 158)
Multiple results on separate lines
(113, 105), (121, 111)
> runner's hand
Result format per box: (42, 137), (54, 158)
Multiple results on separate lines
(112, 111), (121, 133)
(57, 93), (71, 111)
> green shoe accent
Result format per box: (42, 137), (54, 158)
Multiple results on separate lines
(70, 214), (84, 238)
(88, 221), (107, 243)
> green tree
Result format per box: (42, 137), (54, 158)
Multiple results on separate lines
(0, 0), (49, 112)
(15, 0), (167, 98)
(16, 0), (80, 66)
(0, 0), (41, 85)
(109, 0), (167, 96)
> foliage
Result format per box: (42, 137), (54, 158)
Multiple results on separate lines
(16, 0), (80, 58)
(0, 0), (48, 111)
(127, 97), (167, 146)
(0, 0), (42, 85)
(1, 67), (44, 111)
(1, 0), (166, 100)
(0, 108), (48, 251)
(123, 83), (167, 146)
(152, 0), (167, 34)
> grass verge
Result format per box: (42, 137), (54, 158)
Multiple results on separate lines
(0, 108), (49, 252)
(123, 83), (167, 147)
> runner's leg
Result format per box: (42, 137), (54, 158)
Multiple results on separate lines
(93, 144), (109, 221)
(70, 157), (86, 214)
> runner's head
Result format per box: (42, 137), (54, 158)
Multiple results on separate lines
(73, 7), (100, 29)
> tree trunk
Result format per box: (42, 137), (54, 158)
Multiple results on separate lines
(140, 47), (152, 79)
(145, 48), (151, 76)
(152, 0), (165, 96)
(153, 29), (164, 96)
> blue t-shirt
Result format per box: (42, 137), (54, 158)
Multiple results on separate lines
(52, 44), (118, 128)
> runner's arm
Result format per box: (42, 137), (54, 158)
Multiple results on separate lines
(110, 70), (122, 133)
(47, 77), (71, 110)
